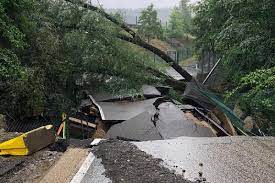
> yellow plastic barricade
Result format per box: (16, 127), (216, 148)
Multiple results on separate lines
(0, 125), (56, 156)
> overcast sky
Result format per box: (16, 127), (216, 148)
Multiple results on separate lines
(89, 0), (200, 9)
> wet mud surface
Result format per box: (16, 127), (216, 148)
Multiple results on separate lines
(93, 140), (194, 183)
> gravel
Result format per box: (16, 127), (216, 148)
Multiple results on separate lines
(93, 140), (194, 183)
(0, 149), (62, 183)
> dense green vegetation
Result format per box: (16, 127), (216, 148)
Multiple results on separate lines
(0, 0), (164, 119)
(193, 0), (275, 134)
(137, 4), (163, 42)
(166, 0), (192, 38)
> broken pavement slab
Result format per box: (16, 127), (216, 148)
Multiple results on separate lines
(106, 111), (163, 141)
(105, 100), (216, 141)
(142, 85), (162, 98)
(155, 102), (216, 138)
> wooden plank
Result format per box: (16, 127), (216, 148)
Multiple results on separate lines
(57, 123), (64, 136)
(69, 117), (96, 128)
(70, 123), (94, 132)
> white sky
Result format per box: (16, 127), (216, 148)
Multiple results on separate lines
(89, 0), (200, 9)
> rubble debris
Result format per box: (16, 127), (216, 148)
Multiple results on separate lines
(184, 111), (217, 135)
(196, 108), (231, 136)
(211, 108), (237, 135)
(65, 90), (238, 141)
(106, 111), (163, 141)
(142, 84), (161, 98)
(79, 100), (99, 116)
(66, 99), (99, 139)
(93, 119), (109, 139)
(90, 138), (104, 146)
(49, 138), (68, 152)
(0, 125), (56, 156)
(69, 138), (94, 148)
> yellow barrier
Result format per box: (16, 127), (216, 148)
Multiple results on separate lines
(0, 125), (55, 156)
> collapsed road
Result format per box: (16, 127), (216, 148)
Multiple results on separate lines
(1, 1), (273, 183)
(67, 85), (274, 183)
(84, 136), (275, 183)
(1, 84), (274, 183)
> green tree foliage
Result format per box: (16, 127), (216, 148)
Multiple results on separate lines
(0, 0), (165, 119)
(0, 0), (40, 118)
(226, 67), (275, 134)
(138, 4), (163, 42)
(166, 0), (192, 38)
(193, 0), (274, 77)
(193, 0), (275, 134)
(167, 8), (186, 38)
(179, 0), (192, 29)
(0, 0), (33, 79)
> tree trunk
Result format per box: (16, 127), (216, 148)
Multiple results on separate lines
(117, 34), (193, 81)
(65, 0), (193, 82)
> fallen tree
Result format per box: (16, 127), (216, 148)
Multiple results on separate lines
(64, 0), (193, 82)
(63, 0), (251, 136)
